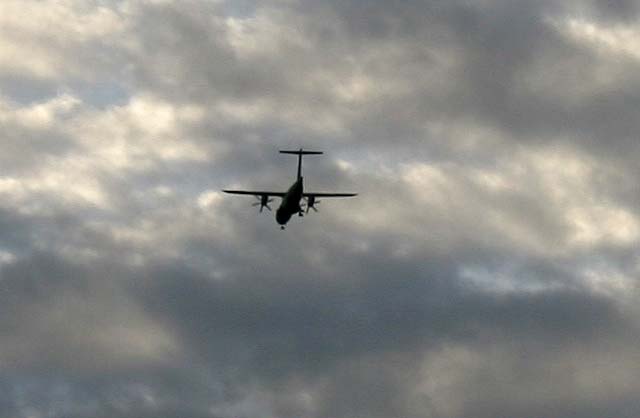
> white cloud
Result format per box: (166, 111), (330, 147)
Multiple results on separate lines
(0, 0), (129, 81)
(225, 9), (311, 60)
(561, 17), (640, 61)
(433, 145), (635, 252)
(0, 94), (80, 127)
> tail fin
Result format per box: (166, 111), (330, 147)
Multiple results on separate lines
(279, 149), (323, 179)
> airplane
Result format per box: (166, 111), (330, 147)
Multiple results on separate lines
(223, 149), (357, 229)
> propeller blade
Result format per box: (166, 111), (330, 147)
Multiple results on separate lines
(305, 197), (320, 213)
(253, 196), (275, 213)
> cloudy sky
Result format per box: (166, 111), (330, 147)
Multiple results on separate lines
(1, 0), (640, 417)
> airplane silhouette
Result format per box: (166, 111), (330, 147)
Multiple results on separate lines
(223, 149), (357, 229)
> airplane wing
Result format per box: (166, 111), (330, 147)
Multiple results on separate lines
(223, 190), (286, 197)
(303, 192), (358, 198)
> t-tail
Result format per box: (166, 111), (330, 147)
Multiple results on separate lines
(279, 148), (323, 180)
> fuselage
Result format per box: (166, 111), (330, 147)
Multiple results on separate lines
(276, 177), (303, 226)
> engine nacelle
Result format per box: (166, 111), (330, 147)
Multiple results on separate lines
(252, 194), (273, 213)
(305, 195), (320, 213)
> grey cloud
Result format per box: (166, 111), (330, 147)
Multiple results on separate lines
(0, 75), (59, 105)
(129, 2), (291, 103)
(0, 107), (79, 173)
(591, 0), (640, 21)
(130, 253), (637, 418)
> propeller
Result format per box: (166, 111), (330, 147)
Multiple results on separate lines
(252, 195), (273, 213)
(305, 196), (320, 213)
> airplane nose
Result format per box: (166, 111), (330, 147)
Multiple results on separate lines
(276, 208), (290, 225)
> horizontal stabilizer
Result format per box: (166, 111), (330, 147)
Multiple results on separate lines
(279, 149), (323, 155)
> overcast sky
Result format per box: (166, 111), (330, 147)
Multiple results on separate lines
(1, 0), (640, 417)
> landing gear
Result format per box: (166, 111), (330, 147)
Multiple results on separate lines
(280, 225), (285, 230)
